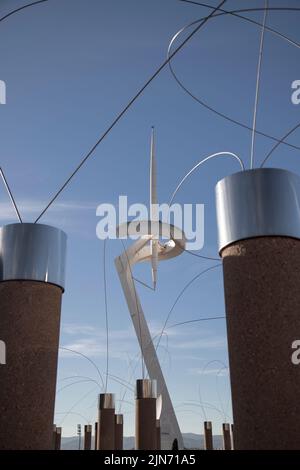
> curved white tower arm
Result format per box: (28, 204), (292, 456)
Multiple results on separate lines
(115, 221), (186, 450)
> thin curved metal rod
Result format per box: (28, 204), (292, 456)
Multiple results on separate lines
(59, 347), (105, 390)
(0, 0), (50, 24)
(103, 239), (109, 393)
(177, 401), (232, 421)
(118, 332), (172, 412)
(215, 365), (229, 422)
(108, 373), (135, 392)
(168, 152), (243, 261)
(175, 409), (205, 420)
(0, 168), (22, 223)
(116, 398), (134, 407)
(33, 0), (228, 223)
(154, 263), (222, 354)
(168, 6), (300, 154)
(59, 372), (134, 393)
(168, 316), (225, 329)
(58, 372), (134, 397)
(57, 378), (101, 394)
(196, 358), (228, 422)
(58, 386), (98, 426)
(186, 402), (231, 421)
(59, 374), (101, 385)
(169, 152), (244, 207)
(133, 276), (155, 291)
(260, 121), (300, 167)
(198, 359), (229, 422)
(54, 411), (90, 424)
(118, 331), (171, 412)
(250, 0), (268, 169)
(198, 382), (207, 421)
(216, 365), (231, 422)
(58, 375), (101, 388)
(181, 248), (219, 261)
(178, 2), (300, 50)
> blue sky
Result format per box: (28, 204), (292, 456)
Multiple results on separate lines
(1, 0), (300, 439)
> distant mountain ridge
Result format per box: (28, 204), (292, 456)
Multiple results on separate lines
(61, 433), (224, 450)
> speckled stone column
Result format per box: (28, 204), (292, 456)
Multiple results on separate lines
(0, 281), (62, 450)
(204, 421), (213, 450)
(94, 422), (98, 450)
(84, 425), (92, 450)
(0, 224), (66, 450)
(222, 423), (232, 450)
(54, 427), (62, 450)
(135, 379), (157, 450)
(216, 168), (300, 450)
(222, 237), (300, 449)
(97, 393), (115, 450)
(156, 420), (161, 450)
(114, 414), (124, 450)
(52, 425), (57, 450)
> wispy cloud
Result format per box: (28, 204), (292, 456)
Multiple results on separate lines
(62, 324), (98, 336)
(60, 323), (139, 360)
(188, 367), (229, 377)
(0, 199), (97, 222)
(0, 199), (99, 238)
(173, 337), (226, 350)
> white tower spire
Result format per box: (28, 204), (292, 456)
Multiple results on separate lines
(115, 128), (186, 449)
(150, 127), (158, 289)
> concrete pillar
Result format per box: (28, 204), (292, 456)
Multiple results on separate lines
(156, 420), (161, 450)
(0, 224), (66, 450)
(94, 422), (98, 450)
(54, 427), (62, 450)
(204, 421), (213, 450)
(231, 424), (234, 450)
(135, 379), (157, 450)
(52, 425), (57, 450)
(222, 423), (231, 450)
(216, 168), (300, 450)
(84, 424), (92, 450)
(114, 414), (124, 450)
(97, 393), (115, 450)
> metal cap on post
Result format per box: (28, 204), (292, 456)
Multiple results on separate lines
(84, 424), (92, 450)
(136, 379), (157, 399)
(55, 427), (62, 450)
(204, 421), (213, 450)
(0, 223), (67, 290)
(0, 223), (67, 450)
(97, 393), (115, 450)
(215, 168), (300, 450)
(135, 379), (157, 450)
(216, 168), (300, 253)
(98, 393), (115, 410)
(222, 423), (232, 450)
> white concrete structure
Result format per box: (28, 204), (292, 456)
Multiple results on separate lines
(115, 130), (186, 449)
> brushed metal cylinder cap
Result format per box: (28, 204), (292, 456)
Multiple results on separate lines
(136, 379), (157, 399)
(115, 414), (123, 425)
(0, 223), (67, 290)
(215, 168), (300, 253)
(98, 393), (115, 410)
